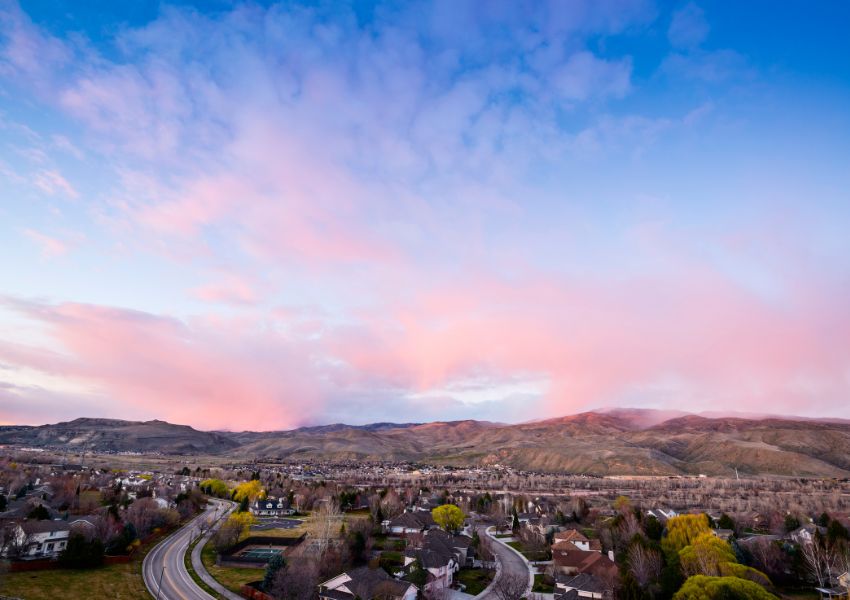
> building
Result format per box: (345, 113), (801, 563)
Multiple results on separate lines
(402, 529), (472, 590)
(318, 566), (418, 600)
(552, 543), (617, 580)
(250, 497), (296, 517)
(555, 573), (610, 599)
(554, 529), (602, 552)
(4, 521), (71, 558)
(384, 511), (437, 535)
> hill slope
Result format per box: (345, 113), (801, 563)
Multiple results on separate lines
(3, 412), (850, 476)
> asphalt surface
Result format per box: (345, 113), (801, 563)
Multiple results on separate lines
(142, 500), (232, 600)
(476, 525), (533, 600)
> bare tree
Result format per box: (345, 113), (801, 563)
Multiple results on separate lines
(307, 499), (343, 557)
(627, 543), (662, 588)
(800, 540), (835, 588)
(492, 572), (527, 600)
(272, 556), (319, 600)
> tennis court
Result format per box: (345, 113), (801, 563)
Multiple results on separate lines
(238, 547), (283, 561)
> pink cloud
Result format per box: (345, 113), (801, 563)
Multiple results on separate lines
(24, 228), (69, 258)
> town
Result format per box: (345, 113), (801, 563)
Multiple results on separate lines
(1, 450), (849, 600)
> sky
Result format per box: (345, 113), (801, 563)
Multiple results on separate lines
(1, 0), (849, 431)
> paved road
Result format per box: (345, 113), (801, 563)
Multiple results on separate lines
(142, 500), (231, 600)
(476, 525), (533, 600)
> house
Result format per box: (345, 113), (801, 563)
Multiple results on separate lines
(402, 529), (472, 590)
(555, 573), (611, 599)
(788, 523), (826, 545)
(4, 521), (71, 558)
(554, 530), (601, 552)
(712, 528), (734, 541)
(250, 497), (296, 517)
(384, 511), (436, 535)
(552, 544), (617, 580)
(646, 508), (678, 523)
(318, 566), (418, 600)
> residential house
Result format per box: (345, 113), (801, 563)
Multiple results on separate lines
(318, 566), (418, 600)
(552, 543), (617, 580)
(555, 573), (610, 599)
(712, 528), (734, 541)
(4, 521), (71, 558)
(402, 529), (472, 590)
(384, 511), (437, 535)
(789, 523), (826, 545)
(646, 508), (678, 523)
(251, 497), (296, 517)
(554, 529), (602, 552)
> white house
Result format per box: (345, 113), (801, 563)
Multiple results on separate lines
(4, 521), (71, 558)
(250, 497), (296, 517)
(318, 566), (418, 600)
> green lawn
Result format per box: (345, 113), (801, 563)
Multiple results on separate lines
(506, 540), (549, 561)
(455, 567), (494, 595)
(532, 574), (555, 593)
(201, 542), (262, 594)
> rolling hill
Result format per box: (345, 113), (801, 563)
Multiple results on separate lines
(2, 410), (850, 477)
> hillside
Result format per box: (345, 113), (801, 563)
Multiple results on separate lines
(0, 417), (238, 454)
(3, 411), (850, 477)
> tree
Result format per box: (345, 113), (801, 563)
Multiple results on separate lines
(307, 500), (343, 557)
(628, 541), (663, 588)
(432, 504), (464, 534)
(645, 515), (663, 541)
(492, 572), (527, 600)
(679, 534), (736, 577)
(59, 533), (104, 569)
(263, 553), (285, 591)
(200, 478), (229, 498)
(663, 514), (711, 556)
(784, 514), (800, 533)
(232, 480), (263, 504)
(27, 504), (50, 520)
(674, 575), (778, 599)
(717, 514), (735, 531)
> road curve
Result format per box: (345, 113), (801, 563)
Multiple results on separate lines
(476, 525), (533, 600)
(142, 499), (231, 600)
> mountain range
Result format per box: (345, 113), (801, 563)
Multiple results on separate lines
(2, 409), (850, 477)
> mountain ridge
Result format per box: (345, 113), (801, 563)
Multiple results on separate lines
(2, 409), (850, 477)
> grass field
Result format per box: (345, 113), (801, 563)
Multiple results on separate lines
(0, 533), (164, 600)
(455, 568), (494, 595)
(201, 542), (261, 594)
(506, 540), (549, 561)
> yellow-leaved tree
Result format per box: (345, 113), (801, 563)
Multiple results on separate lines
(233, 480), (264, 503)
(432, 504), (464, 534)
(663, 514), (711, 556)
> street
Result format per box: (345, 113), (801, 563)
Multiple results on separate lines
(476, 525), (533, 600)
(142, 499), (230, 600)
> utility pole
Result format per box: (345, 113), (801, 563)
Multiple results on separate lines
(155, 566), (166, 600)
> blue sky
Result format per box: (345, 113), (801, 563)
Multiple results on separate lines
(1, 0), (849, 429)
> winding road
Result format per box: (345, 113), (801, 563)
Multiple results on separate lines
(476, 525), (533, 600)
(142, 499), (233, 600)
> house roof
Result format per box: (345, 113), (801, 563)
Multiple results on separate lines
(389, 511), (435, 530)
(558, 573), (608, 594)
(404, 529), (470, 569)
(20, 520), (71, 534)
(343, 566), (413, 599)
(552, 547), (616, 578)
(555, 529), (589, 543)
